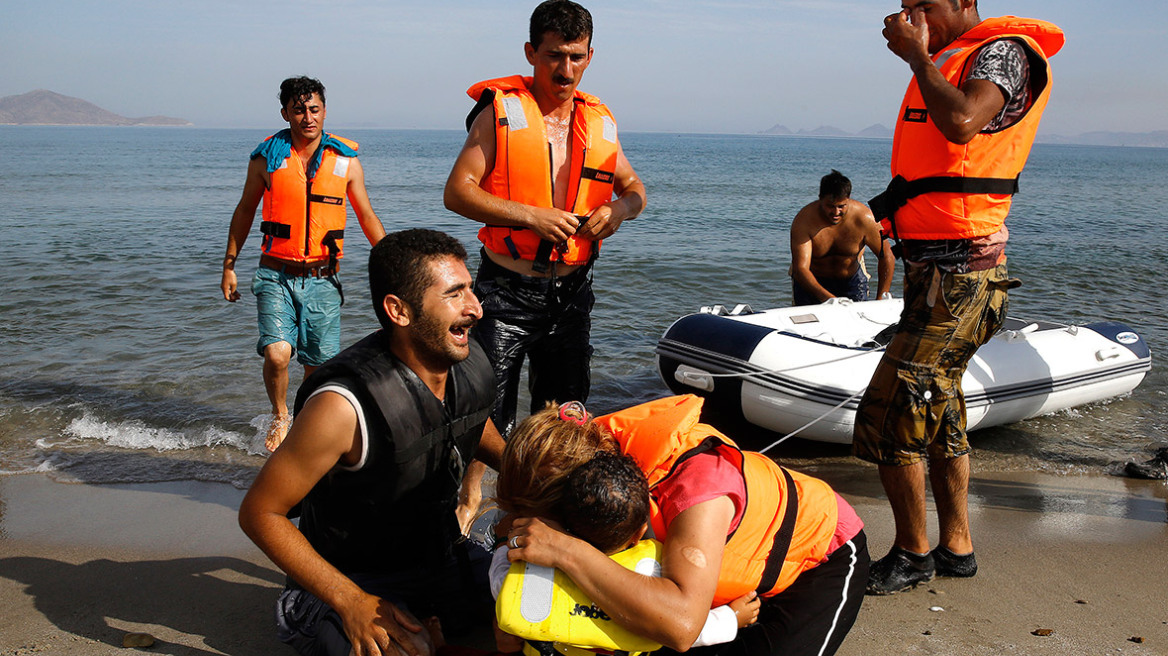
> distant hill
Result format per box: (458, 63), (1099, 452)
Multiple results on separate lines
(1037, 130), (1168, 148)
(761, 123), (793, 135)
(0, 90), (191, 126)
(857, 123), (895, 139)
(798, 125), (851, 137)
(758, 123), (892, 139)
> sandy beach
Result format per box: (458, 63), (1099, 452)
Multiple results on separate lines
(1, 468), (1165, 656)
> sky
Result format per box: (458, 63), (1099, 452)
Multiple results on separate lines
(3, 1), (1166, 136)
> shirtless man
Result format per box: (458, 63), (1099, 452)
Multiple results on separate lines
(789, 170), (894, 305)
(443, 0), (646, 437)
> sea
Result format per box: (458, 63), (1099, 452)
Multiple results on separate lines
(0, 126), (1164, 489)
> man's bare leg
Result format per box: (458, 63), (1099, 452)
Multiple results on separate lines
(929, 453), (972, 554)
(879, 461), (931, 554)
(263, 341), (293, 451)
(927, 453), (978, 576)
(867, 461), (936, 594)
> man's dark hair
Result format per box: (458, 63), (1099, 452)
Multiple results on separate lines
(279, 76), (326, 109)
(369, 229), (468, 330)
(558, 451), (649, 555)
(529, 0), (593, 50)
(819, 169), (852, 200)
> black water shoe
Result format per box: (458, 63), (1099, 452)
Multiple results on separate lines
(866, 547), (934, 595)
(933, 546), (978, 577)
(1123, 447), (1168, 480)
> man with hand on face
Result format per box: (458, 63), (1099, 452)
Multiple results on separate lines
(221, 76), (386, 451)
(239, 229), (506, 656)
(790, 169), (895, 305)
(444, 0), (646, 439)
(855, 0), (1063, 595)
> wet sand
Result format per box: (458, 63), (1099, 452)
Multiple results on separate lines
(0, 469), (1165, 655)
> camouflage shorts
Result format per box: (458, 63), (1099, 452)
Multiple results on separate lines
(852, 262), (1012, 466)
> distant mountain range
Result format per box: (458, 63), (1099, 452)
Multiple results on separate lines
(760, 122), (1168, 148)
(762, 123), (894, 139)
(0, 90), (191, 126)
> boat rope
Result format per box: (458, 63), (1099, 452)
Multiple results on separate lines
(683, 343), (888, 379)
(758, 385), (869, 454)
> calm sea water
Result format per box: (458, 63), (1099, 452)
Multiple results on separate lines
(0, 127), (1163, 487)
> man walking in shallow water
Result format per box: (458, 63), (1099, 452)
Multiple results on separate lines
(220, 77), (385, 451)
(854, 0), (1063, 595)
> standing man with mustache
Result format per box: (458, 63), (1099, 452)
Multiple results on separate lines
(444, 0), (646, 439)
(240, 229), (506, 656)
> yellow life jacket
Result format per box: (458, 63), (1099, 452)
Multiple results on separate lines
(884, 17), (1064, 240)
(259, 133), (358, 263)
(496, 539), (664, 656)
(466, 76), (619, 268)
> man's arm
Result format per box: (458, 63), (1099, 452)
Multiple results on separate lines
(883, 8), (1007, 144)
(475, 418), (505, 471)
(443, 108), (582, 243)
(346, 157), (386, 246)
(221, 157), (267, 302)
(455, 418), (507, 536)
(789, 214), (835, 303)
(507, 496), (735, 650)
(859, 205), (896, 298)
(238, 392), (427, 656)
(575, 144), (646, 240)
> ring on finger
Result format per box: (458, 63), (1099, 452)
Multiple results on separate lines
(509, 535), (520, 549)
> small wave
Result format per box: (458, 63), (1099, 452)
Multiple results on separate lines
(64, 411), (261, 454)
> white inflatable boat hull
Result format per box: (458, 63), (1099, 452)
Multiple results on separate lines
(656, 299), (1152, 444)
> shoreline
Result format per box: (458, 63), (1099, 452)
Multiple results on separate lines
(1, 469), (1165, 655)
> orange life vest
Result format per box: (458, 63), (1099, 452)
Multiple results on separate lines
(594, 395), (840, 606)
(885, 17), (1064, 240)
(467, 76), (619, 267)
(259, 133), (358, 264)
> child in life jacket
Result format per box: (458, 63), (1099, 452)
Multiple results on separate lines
(490, 450), (760, 656)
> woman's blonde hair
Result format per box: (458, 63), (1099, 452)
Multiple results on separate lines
(495, 402), (618, 519)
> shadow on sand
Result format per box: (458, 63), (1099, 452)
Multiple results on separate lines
(0, 554), (287, 655)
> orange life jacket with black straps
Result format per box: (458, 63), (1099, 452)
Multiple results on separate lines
(878, 17), (1064, 241)
(594, 395), (840, 606)
(466, 76), (619, 269)
(259, 133), (358, 264)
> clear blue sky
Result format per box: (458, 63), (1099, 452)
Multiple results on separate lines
(4, 1), (1164, 135)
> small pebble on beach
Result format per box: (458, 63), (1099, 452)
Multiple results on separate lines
(122, 633), (155, 648)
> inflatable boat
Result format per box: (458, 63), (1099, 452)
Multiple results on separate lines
(655, 298), (1152, 444)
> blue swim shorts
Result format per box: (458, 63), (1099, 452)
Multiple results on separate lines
(251, 265), (342, 367)
(793, 266), (870, 306)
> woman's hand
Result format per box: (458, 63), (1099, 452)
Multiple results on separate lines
(505, 516), (578, 568)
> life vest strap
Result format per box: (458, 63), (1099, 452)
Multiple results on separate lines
(870, 174), (1021, 222)
(870, 174), (1021, 258)
(755, 467), (799, 595)
(466, 89), (497, 132)
(873, 172), (1018, 220)
(533, 239), (555, 274)
(260, 221), (292, 239)
(322, 229), (347, 304)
